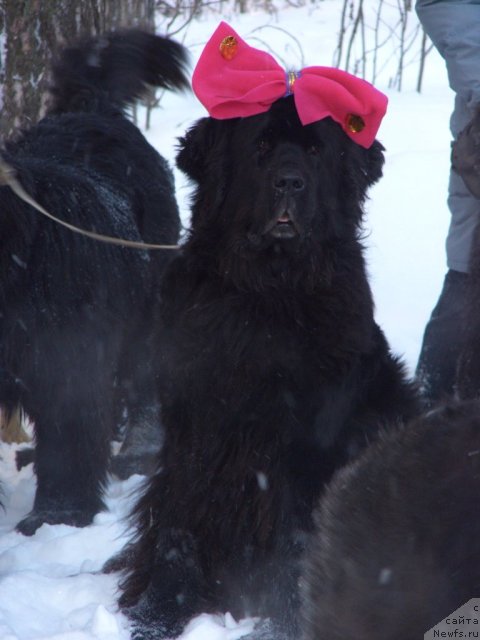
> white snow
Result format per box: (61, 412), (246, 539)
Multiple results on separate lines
(0, 2), (455, 638)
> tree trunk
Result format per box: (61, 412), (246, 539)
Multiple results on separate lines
(0, 0), (155, 141)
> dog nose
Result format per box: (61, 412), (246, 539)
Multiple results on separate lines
(273, 171), (305, 193)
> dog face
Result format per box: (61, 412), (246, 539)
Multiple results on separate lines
(177, 96), (385, 252)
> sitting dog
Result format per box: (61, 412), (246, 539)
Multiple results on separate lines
(0, 29), (188, 535)
(301, 400), (480, 640)
(109, 23), (418, 639)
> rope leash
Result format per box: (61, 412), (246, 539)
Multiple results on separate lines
(0, 156), (180, 251)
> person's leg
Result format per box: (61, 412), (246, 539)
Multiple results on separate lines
(446, 92), (480, 270)
(413, 0), (480, 403)
(416, 91), (480, 405)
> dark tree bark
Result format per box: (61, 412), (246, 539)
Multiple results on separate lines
(0, 0), (155, 140)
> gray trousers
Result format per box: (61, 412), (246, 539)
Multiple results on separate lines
(416, 1), (480, 272)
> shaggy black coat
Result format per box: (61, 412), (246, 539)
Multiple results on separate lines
(113, 97), (418, 639)
(0, 30), (188, 535)
(301, 400), (480, 640)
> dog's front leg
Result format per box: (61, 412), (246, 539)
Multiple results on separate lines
(125, 527), (205, 640)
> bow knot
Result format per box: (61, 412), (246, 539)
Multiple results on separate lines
(192, 22), (388, 148)
(285, 70), (301, 97)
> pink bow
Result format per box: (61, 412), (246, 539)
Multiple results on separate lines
(192, 22), (388, 149)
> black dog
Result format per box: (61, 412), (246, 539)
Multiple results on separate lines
(108, 66), (418, 639)
(301, 400), (480, 640)
(0, 29), (189, 535)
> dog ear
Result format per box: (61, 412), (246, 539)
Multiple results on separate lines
(364, 139), (385, 187)
(176, 118), (217, 182)
(340, 138), (386, 211)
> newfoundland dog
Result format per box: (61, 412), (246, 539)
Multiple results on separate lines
(0, 29), (188, 535)
(301, 400), (480, 640)
(109, 23), (417, 639)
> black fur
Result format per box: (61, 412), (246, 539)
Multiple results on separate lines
(0, 29), (189, 535)
(301, 400), (480, 640)
(112, 96), (417, 638)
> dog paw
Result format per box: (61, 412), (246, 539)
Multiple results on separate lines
(103, 543), (137, 574)
(110, 452), (158, 480)
(15, 447), (35, 470)
(16, 508), (96, 536)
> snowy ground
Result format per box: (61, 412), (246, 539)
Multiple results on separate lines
(0, 2), (454, 638)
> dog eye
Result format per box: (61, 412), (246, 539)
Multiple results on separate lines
(307, 144), (321, 156)
(257, 138), (271, 153)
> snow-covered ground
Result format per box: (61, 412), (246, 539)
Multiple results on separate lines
(0, 2), (454, 638)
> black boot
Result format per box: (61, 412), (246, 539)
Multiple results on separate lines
(415, 270), (469, 408)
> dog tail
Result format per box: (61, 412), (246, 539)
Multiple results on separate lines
(49, 29), (190, 114)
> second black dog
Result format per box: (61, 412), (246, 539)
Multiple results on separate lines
(0, 29), (189, 535)
(301, 400), (480, 640)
